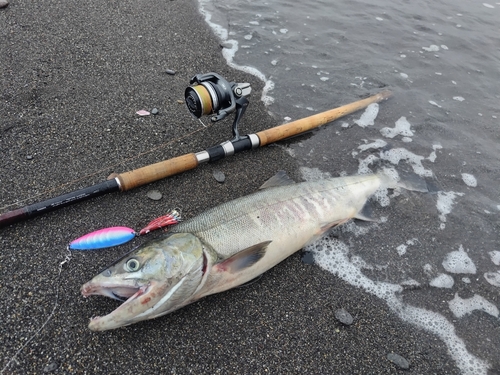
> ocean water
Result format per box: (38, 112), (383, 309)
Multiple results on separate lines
(197, 0), (500, 373)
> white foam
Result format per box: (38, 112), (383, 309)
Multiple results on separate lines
(462, 277), (471, 284)
(401, 278), (421, 287)
(396, 238), (418, 256)
(430, 273), (455, 288)
(423, 44), (440, 52)
(448, 293), (499, 318)
(308, 236), (490, 375)
(489, 251), (500, 266)
(429, 100), (442, 108)
(354, 103), (379, 128)
(400, 72), (408, 79)
(406, 238), (418, 246)
(453, 96), (465, 101)
(380, 148), (433, 177)
(358, 139), (387, 152)
(484, 272), (500, 287)
(373, 188), (391, 207)
(436, 191), (464, 229)
(483, 3), (495, 8)
(380, 116), (414, 139)
(427, 144), (442, 162)
(461, 173), (477, 187)
(484, 271), (500, 288)
(396, 244), (407, 256)
(442, 245), (477, 274)
(350, 254), (374, 270)
(197, 0), (275, 105)
(357, 154), (379, 175)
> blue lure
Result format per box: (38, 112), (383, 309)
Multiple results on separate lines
(69, 226), (136, 250)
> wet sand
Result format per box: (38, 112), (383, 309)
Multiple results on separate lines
(0, 1), (461, 373)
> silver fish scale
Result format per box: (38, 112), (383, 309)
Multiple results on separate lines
(171, 175), (381, 258)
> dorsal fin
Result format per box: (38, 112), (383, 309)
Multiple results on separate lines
(259, 170), (296, 189)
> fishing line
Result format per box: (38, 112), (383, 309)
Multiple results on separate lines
(0, 249), (72, 374)
(0, 122), (215, 212)
(198, 118), (207, 128)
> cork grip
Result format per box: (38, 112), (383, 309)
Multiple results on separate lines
(117, 153), (199, 191)
(256, 90), (392, 146)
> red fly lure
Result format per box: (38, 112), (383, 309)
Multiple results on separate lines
(139, 209), (181, 235)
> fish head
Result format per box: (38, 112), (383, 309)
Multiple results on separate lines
(81, 233), (205, 331)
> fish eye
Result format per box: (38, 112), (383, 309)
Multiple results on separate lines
(125, 258), (140, 272)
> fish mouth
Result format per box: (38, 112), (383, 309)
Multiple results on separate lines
(81, 281), (148, 301)
(81, 281), (154, 331)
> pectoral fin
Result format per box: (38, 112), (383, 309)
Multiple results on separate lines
(213, 241), (271, 274)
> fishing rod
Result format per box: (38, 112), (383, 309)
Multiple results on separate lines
(0, 72), (392, 228)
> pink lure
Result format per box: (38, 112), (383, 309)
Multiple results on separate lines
(69, 226), (136, 250)
(139, 209), (181, 236)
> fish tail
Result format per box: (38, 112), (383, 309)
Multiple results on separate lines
(377, 167), (428, 192)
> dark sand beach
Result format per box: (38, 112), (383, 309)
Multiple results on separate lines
(1, 1), (464, 373)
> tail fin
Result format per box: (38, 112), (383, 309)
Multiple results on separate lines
(377, 167), (428, 192)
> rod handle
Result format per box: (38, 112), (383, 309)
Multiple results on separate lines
(117, 153), (199, 191)
(256, 90), (392, 146)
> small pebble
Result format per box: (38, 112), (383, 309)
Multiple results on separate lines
(165, 69), (176, 75)
(151, 108), (159, 115)
(0, 0), (9, 9)
(387, 353), (410, 369)
(26, 155), (33, 160)
(177, 100), (184, 104)
(213, 170), (225, 183)
(301, 251), (314, 265)
(43, 362), (58, 373)
(147, 190), (162, 201)
(136, 110), (150, 116)
(334, 308), (354, 325)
